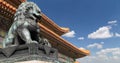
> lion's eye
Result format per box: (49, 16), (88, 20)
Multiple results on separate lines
(27, 7), (33, 10)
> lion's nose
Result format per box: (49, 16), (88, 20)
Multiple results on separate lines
(37, 11), (41, 14)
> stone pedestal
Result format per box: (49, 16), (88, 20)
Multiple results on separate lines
(0, 43), (58, 63)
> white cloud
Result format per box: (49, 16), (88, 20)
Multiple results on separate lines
(88, 26), (113, 39)
(78, 37), (84, 40)
(96, 48), (120, 60)
(108, 20), (117, 25)
(96, 48), (120, 55)
(87, 42), (103, 49)
(62, 30), (75, 38)
(79, 47), (86, 50)
(78, 48), (120, 63)
(115, 33), (120, 37)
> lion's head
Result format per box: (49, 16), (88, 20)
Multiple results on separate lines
(14, 2), (41, 21)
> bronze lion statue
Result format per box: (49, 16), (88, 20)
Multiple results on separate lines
(3, 2), (51, 48)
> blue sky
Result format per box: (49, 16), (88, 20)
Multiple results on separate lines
(30, 0), (120, 63)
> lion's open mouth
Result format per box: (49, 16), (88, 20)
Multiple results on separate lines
(33, 14), (41, 20)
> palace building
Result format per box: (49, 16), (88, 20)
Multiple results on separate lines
(0, 0), (90, 63)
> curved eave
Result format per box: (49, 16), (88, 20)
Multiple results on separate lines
(38, 23), (90, 59)
(41, 14), (69, 36)
(0, 0), (16, 13)
(4, 0), (25, 8)
(0, 0), (26, 16)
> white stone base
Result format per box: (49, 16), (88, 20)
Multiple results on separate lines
(15, 60), (52, 63)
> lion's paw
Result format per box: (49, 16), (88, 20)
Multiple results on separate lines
(31, 41), (38, 43)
